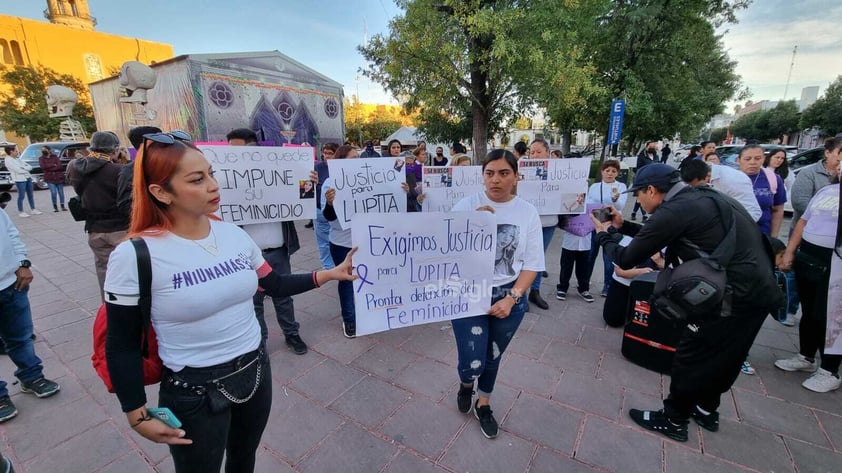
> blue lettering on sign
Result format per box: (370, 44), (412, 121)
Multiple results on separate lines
(608, 99), (626, 145)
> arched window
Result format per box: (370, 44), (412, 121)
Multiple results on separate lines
(0, 40), (11, 65)
(69, 0), (79, 16)
(9, 41), (24, 65)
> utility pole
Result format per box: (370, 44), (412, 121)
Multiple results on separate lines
(782, 45), (797, 101)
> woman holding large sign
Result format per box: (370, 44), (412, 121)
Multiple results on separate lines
(450, 150), (545, 439)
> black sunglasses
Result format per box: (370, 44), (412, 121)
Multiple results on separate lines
(142, 130), (193, 145)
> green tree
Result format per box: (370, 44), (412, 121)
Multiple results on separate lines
(800, 76), (842, 136)
(710, 127), (728, 143)
(581, 0), (748, 155)
(766, 100), (800, 141)
(0, 65), (95, 142)
(361, 0), (548, 159)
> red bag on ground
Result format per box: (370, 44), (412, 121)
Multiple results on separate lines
(90, 238), (162, 393)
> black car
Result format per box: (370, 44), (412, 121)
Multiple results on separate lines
(788, 146), (825, 172)
(0, 141), (89, 191)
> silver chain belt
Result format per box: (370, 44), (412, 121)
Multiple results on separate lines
(211, 352), (262, 404)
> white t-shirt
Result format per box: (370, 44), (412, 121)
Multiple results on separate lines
(452, 193), (545, 286)
(709, 165), (762, 222)
(321, 176), (352, 247)
(104, 220), (264, 371)
(587, 180), (628, 210)
(241, 222), (284, 250)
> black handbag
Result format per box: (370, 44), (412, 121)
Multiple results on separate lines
(68, 196), (86, 221)
(652, 194), (736, 323)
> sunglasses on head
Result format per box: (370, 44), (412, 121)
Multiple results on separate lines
(142, 130), (193, 145)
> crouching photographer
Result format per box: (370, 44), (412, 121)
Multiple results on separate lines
(591, 164), (782, 442)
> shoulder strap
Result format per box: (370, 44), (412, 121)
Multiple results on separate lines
(836, 183), (842, 259)
(130, 238), (153, 357)
(678, 189), (737, 266)
(762, 167), (777, 194)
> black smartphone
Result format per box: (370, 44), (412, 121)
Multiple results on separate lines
(591, 207), (613, 223)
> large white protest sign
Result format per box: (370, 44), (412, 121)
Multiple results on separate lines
(517, 158), (591, 214)
(199, 145), (315, 225)
(421, 166), (484, 212)
(351, 212), (495, 336)
(825, 256), (842, 355)
(328, 159), (406, 229)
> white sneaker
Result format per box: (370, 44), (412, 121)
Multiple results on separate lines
(774, 354), (818, 372)
(18, 212), (29, 218)
(802, 368), (842, 393)
(30, 209), (42, 215)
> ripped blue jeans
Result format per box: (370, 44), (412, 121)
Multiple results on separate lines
(451, 284), (527, 398)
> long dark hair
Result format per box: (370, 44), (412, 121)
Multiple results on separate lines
(763, 147), (789, 179)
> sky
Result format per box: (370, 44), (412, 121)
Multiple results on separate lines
(2, 0), (841, 113)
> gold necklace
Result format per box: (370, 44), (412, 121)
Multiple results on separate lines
(193, 226), (219, 256)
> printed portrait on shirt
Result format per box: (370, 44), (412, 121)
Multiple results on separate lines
(495, 223), (520, 278)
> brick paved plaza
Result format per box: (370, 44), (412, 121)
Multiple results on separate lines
(0, 189), (839, 473)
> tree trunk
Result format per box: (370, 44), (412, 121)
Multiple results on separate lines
(561, 130), (572, 155)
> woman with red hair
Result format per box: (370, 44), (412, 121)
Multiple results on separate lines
(103, 131), (356, 473)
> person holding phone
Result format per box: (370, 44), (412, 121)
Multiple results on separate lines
(104, 131), (357, 473)
(586, 160), (628, 297)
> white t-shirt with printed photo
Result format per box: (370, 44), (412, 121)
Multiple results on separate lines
(104, 219), (265, 371)
(452, 192), (545, 287)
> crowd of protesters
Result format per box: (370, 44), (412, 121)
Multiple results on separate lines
(2, 129), (839, 473)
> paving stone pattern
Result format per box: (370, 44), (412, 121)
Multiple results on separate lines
(1, 190), (839, 472)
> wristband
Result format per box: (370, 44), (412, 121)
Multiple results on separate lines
(312, 271), (321, 288)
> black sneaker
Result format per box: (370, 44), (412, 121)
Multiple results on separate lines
(0, 396), (17, 423)
(631, 213), (637, 221)
(304, 220), (314, 229)
(474, 400), (499, 439)
(285, 334), (308, 355)
(579, 291), (595, 303)
(528, 289), (549, 310)
(342, 321), (356, 339)
(541, 271), (549, 278)
(457, 384), (474, 414)
(629, 409), (688, 442)
(691, 406), (719, 432)
(19, 377), (60, 398)
(556, 290), (567, 301)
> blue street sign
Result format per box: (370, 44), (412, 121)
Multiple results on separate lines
(607, 99), (625, 145)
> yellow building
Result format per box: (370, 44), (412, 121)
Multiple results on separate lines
(0, 0), (174, 145)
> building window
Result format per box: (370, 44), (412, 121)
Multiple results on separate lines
(69, 0), (79, 16)
(9, 41), (24, 65)
(83, 53), (104, 81)
(0, 40), (11, 65)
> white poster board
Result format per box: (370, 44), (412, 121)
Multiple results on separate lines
(199, 145), (315, 225)
(328, 159), (406, 229)
(825, 256), (842, 355)
(421, 166), (484, 212)
(517, 158), (591, 215)
(351, 212), (496, 336)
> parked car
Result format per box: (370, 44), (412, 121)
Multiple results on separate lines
(672, 144), (696, 162)
(0, 141), (89, 191)
(717, 144), (799, 170)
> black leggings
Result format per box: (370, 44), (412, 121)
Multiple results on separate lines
(795, 241), (842, 374)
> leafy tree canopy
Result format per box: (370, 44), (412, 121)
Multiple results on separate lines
(0, 65), (96, 142)
(800, 76), (842, 136)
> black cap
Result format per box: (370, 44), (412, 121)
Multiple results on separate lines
(625, 164), (681, 193)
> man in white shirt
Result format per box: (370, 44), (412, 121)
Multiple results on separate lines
(227, 128), (306, 355)
(680, 160), (762, 222)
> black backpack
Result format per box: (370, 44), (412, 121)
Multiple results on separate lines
(651, 193), (736, 323)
